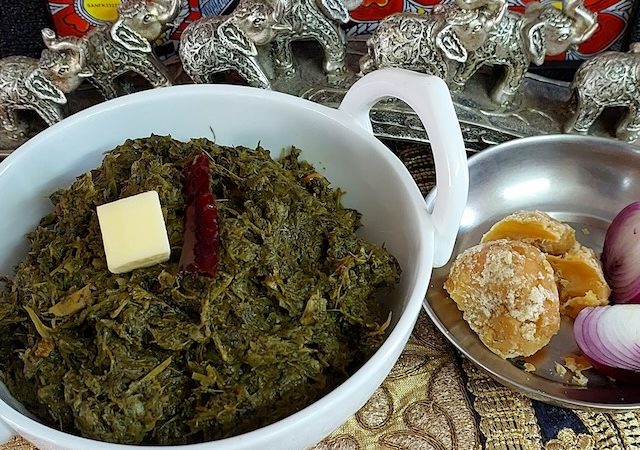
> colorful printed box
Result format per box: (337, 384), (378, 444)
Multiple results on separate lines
(47, 0), (236, 56)
(48, 0), (633, 61)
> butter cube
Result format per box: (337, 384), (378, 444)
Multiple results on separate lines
(97, 191), (171, 274)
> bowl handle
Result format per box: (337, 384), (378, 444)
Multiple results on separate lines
(339, 68), (468, 267)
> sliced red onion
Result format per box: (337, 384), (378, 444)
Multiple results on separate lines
(584, 309), (620, 368)
(601, 306), (640, 359)
(574, 305), (640, 379)
(593, 308), (638, 370)
(575, 308), (624, 369)
(602, 202), (640, 303)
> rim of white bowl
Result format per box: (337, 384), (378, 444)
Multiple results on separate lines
(0, 84), (433, 448)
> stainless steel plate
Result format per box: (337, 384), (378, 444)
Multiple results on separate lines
(425, 134), (640, 411)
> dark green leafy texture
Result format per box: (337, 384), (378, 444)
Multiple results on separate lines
(0, 136), (400, 444)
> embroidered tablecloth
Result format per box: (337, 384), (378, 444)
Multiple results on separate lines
(2, 142), (639, 450)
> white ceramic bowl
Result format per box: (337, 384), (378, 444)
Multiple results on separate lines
(0, 69), (468, 450)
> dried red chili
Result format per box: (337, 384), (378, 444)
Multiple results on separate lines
(179, 153), (219, 277)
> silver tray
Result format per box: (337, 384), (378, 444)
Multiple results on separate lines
(425, 134), (640, 411)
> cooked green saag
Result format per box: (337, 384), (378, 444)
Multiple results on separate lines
(0, 136), (400, 444)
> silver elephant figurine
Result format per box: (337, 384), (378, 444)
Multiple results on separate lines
(565, 43), (640, 143)
(0, 30), (92, 148)
(451, 0), (597, 106)
(44, 0), (180, 100)
(179, 0), (292, 88)
(270, 0), (363, 81)
(359, 0), (507, 80)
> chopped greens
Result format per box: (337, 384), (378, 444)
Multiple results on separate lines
(0, 136), (400, 444)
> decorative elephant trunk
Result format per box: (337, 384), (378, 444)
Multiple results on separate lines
(155, 0), (181, 24)
(118, 0), (181, 24)
(39, 28), (93, 94)
(41, 28), (87, 68)
(531, 0), (598, 57)
(317, 0), (363, 23)
(563, 0), (598, 45)
(113, 0), (182, 47)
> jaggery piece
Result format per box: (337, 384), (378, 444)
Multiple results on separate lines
(481, 210), (576, 255)
(444, 240), (561, 359)
(546, 244), (610, 318)
(554, 362), (567, 376)
(564, 354), (592, 374)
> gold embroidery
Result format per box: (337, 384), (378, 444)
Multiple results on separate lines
(576, 410), (631, 449)
(464, 360), (543, 450)
(312, 434), (361, 450)
(386, 350), (433, 380)
(379, 431), (441, 449)
(545, 429), (593, 450)
(313, 314), (481, 450)
(610, 412), (640, 449)
(424, 362), (478, 447)
(355, 386), (394, 430)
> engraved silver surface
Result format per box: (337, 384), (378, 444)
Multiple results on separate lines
(180, 0), (361, 88)
(565, 43), (640, 143)
(425, 135), (640, 411)
(357, 0), (596, 107)
(179, 0), (292, 89)
(46, 0), (180, 100)
(270, 0), (362, 83)
(451, 0), (597, 105)
(0, 30), (91, 150)
(359, 0), (507, 81)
